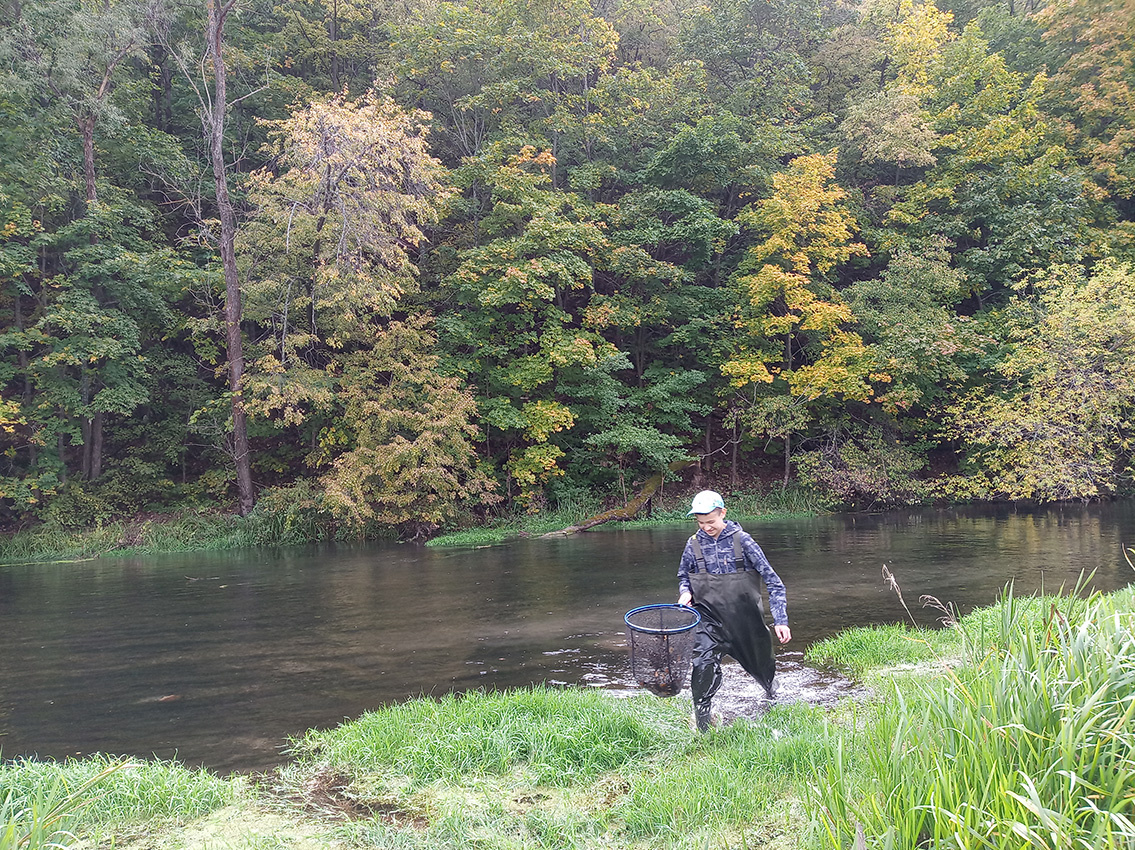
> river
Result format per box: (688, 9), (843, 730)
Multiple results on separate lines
(1, 503), (1133, 773)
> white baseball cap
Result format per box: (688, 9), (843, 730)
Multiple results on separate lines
(687, 490), (725, 516)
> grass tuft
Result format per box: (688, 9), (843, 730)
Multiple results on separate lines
(805, 622), (958, 677)
(0, 754), (232, 845)
(289, 686), (683, 787)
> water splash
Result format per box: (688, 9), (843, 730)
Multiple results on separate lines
(579, 646), (869, 724)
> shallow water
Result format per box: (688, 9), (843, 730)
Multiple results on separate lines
(1, 503), (1132, 772)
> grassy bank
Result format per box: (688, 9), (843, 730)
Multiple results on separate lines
(5, 579), (1133, 849)
(0, 499), (352, 566)
(426, 485), (824, 547)
(0, 486), (824, 563)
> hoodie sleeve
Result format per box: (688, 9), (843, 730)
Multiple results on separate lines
(739, 533), (788, 625)
(677, 536), (697, 596)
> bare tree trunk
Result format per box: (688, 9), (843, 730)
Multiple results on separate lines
(91, 411), (104, 479)
(328, 0), (340, 90)
(543, 460), (698, 536)
(78, 115), (98, 206)
(151, 45), (173, 131)
(80, 372), (92, 478)
(206, 0), (256, 515)
(731, 417), (738, 490)
(704, 418), (712, 475)
(58, 432), (68, 484)
(784, 334), (793, 486)
(77, 115), (106, 479)
(14, 292), (35, 466)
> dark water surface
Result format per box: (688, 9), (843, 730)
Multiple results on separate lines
(2, 503), (1134, 773)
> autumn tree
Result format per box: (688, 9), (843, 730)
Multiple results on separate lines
(1039, 0), (1135, 205)
(242, 91), (449, 394)
(319, 316), (498, 538)
(723, 152), (873, 483)
(240, 91), (485, 531)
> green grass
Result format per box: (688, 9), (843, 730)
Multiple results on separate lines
(285, 686), (832, 849)
(0, 522), (129, 565)
(810, 581), (1135, 849)
(805, 623), (960, 677)
(0, 756), (231, 849)
(0, 514), (244, 565)
(0, 484), (825, 560)
(613, 704), (829, 842)
(289, 686), (686, 787)
(0, 503), (394, 566)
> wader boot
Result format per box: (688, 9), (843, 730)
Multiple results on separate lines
(690, 654), (722, 731)
(688, 570), (776, 731)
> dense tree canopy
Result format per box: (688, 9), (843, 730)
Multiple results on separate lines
(2, 0), (1133, 533)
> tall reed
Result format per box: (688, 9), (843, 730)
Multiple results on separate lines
(811, 585), (1135, 848)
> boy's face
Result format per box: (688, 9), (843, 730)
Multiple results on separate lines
(694, 507), (727, 537)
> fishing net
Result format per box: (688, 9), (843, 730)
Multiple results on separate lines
(624, 604), (701, 697)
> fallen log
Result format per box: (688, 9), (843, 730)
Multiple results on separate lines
(541, 459), (698, 537)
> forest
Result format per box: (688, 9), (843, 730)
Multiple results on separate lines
(1, 0), (1134, 539)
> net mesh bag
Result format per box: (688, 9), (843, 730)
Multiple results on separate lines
(624, 604), (701, 697)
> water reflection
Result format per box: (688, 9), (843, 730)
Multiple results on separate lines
(1, 503), (1132, 773)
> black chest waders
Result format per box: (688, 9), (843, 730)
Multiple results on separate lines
(687, 532), (776, 730)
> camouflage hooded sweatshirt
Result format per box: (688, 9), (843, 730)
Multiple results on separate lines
(677, 519), (788, 625)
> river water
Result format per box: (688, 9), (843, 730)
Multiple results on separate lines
(2, 503), (1133, 773)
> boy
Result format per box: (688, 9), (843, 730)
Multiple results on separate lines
(677, 490), (791, 731)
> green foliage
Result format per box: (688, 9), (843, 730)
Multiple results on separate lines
(676, 0), (822, 120)
(0, 756), (230, 844)
(4, 0), (1135, 531)
(845, 240), (976, 412)
(881, 17), (1094, 294)
(945, 261), (1135, 501)
(796, 424), (931, 508)
(240, 480), (345, 545)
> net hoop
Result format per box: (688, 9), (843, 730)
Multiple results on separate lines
(624, 604), (701, 635)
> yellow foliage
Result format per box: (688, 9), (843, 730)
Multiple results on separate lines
(725, 152), (872, 403)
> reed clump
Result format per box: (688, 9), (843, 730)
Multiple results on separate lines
(811, 582), (1135, 849)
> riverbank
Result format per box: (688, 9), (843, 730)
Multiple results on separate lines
(5, 579), (1133, 849)
(426, 485), (823, 547)
(0, 485), (825, 564)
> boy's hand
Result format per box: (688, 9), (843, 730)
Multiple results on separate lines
(774, 624), (792, 644)
(678, 591), (692, 606)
